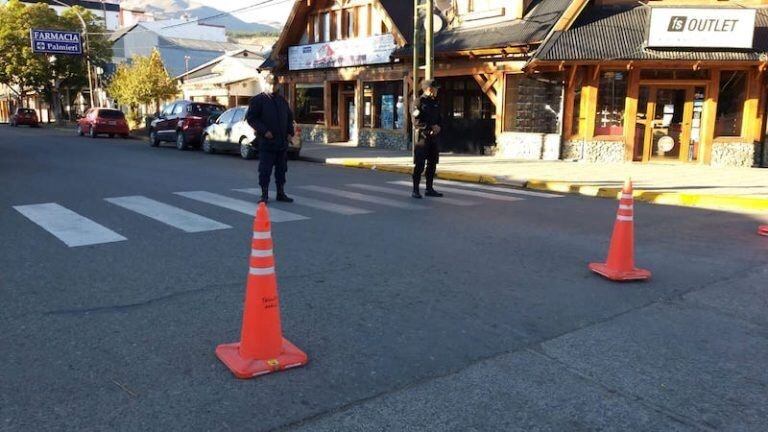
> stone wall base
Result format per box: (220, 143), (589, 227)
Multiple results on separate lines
(496, 132), (560, 160)
(358, 129), (409, 151)
(562, 140), (625, 163)
(710, 141), (759, 168)
(298, 124), (342, 144)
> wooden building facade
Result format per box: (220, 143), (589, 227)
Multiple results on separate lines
(529, 0), (768, 167)
(263, 0), (576, 155)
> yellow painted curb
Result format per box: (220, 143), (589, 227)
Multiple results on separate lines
(328, 160), (768, 213)
(527, 180), (768, 212)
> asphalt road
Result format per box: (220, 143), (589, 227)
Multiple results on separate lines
(1, 126), (767, 431)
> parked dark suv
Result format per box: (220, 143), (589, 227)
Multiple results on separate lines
(148, 101), (225, 150)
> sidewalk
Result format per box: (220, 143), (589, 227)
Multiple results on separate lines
(301, 142), (768, 213)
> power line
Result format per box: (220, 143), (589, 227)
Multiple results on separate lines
(159, 0), (292, 30)
(78, 0), (293, 35)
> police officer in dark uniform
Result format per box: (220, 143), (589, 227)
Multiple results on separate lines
(245, 74), (295, 203)
(412, 79), (443, 199)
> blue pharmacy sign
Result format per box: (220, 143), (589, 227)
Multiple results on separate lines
(30, 29), (83, 55)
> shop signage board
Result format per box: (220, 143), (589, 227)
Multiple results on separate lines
(647, 8), (756, 49)
(288, 34), (397, 71)
(30, 29), (83, 55)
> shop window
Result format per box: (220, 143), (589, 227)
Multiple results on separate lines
(362, 81), (405, 129)
(715, 70), (747, 137)
(452, 96), (465, 119)
(594, 71), (627, 136)
(295, 84), (324, 125)
(571, 71), (583, 137)
(503, 74), (563, 134)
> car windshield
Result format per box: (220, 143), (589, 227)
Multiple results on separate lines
(98, 110), (125, 119)
(189, 104), (225, 117)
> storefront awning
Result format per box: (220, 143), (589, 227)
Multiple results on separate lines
(535, 4), (768, 62)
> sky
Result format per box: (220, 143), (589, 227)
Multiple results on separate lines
(196, 0), (293, 26)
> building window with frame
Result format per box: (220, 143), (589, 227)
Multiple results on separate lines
(503, 74), (563, 134)
(715, 70), (747, 137)
(362, 81), (405, 129)
(295, 84), (325, 125)
(594, 71), (627, 136)
(456, 0), (496, 14)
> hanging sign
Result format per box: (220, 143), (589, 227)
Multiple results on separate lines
(647, 8), (756, 49)
(288, 34), (397, 71)
(30, 29), (83, 55)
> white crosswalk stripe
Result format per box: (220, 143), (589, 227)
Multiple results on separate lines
(432, 180), (561, 198)
(174, 191), (309, 222)
(347, 184), (478, 206)
(234, 189), (372, 215)
(106, 196), (231, 233)
(388, 181), (524, 202)
(13, 203), (127, 247)
(299, 185), (427, 210)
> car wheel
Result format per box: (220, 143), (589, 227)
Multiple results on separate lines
(202, 135), (215, 154)
(108, 133), (115, 138)
(89, 127), (97, 138)
(149, 130), (159, 147)
(175, 132), (188, 150)
(76, 125), (84, 136)
(240, 138), (256, 160)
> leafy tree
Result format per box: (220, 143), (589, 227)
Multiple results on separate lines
(107, 49), (178, 127)
(0, 0), (111, 116)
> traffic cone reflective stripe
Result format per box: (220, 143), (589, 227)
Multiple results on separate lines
(215, 203), (308, 379)
(759, 225), (768, 237)
(589, 180), (651, 282)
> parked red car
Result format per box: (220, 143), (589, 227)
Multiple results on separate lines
(10, 108), (39, 127)
(77, 108), (130, 138)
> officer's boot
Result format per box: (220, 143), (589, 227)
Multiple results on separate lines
(425, 169), (443, 197)
(259, 186), (269, 203)
(276, 184), (294, 203)
(411, 175), (422, 199)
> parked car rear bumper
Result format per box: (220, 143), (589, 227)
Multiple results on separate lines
(94, 125), (130, 134)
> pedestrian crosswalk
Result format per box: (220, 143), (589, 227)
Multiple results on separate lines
(12, 181), (561, 248)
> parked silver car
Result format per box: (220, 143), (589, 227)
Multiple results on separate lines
(201, 106), (302, 160)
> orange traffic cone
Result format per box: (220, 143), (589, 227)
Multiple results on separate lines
(589, 179), (651, 281)
(759, 225), (768, 237)
(216, 203), (308, 379)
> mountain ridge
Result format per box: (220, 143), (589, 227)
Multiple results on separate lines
(121, 0), (281, 33)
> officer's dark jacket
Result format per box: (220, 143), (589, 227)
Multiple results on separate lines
(414, 95), (442, 145)
(245, 92), (294, 152)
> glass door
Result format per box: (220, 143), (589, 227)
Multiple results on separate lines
(642, 86), (698, 162)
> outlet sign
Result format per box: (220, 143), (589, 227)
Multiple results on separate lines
(30, 29), (83, 55)
(647, 8), (756, 49)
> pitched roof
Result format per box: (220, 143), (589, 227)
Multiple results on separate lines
(392, 0), (571, 57)
(536, 4), (768, 62)
(161, 37), (244, 52)
(379, 0), (413, 43)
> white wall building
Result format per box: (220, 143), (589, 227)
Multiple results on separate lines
(18, 0), (121, 31)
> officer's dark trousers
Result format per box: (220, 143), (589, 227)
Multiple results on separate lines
(413, 139), (439, 191)
(259, 149), (288, 189)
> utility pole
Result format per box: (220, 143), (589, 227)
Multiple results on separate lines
(51, 0), (95, 108)
(412, 0), (434, 146)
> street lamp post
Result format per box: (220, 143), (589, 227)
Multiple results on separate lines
(50, 0), (95, 108)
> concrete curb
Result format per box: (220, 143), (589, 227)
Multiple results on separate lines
(309, 158), (768, 213)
